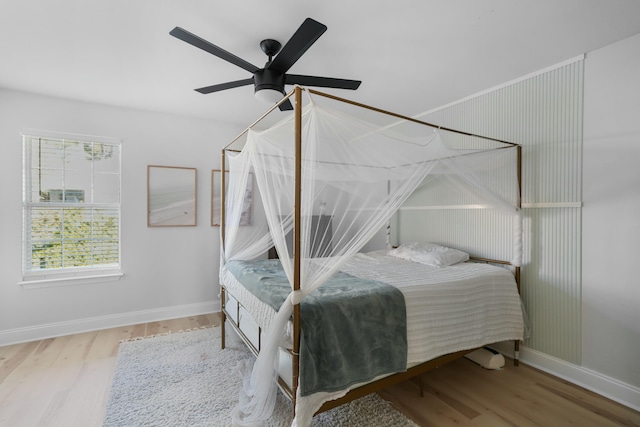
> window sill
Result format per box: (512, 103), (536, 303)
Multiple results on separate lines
(18, 271), (124, 289)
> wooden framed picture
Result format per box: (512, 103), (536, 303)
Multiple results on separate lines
(147, 165), (197, 227)
(211, 170), (253, 226)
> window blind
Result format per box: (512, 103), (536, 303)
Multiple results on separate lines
(22, 133), (121, 277)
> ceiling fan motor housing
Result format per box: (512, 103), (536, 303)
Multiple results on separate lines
(254, 68), (285, 95)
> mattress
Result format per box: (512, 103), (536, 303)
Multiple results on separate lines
(220, 249), (524, 367)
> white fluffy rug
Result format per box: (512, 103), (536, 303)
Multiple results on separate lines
(103, 326), (418, 427)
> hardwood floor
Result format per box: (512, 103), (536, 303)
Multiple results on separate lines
(1, 314), (638, 427)
(0, 314), (220, 427)
(380, 359), (640, 427)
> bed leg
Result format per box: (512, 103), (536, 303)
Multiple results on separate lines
(514, 340), (520, 366)
(419, 374), (424, 398)
(221, 316), (226, 349)
(221, 287), (226, 350)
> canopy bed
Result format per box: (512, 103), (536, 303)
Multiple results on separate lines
(219, 86), (525, 426)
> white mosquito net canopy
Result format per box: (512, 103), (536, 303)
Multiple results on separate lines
(221, 87), (521, 426)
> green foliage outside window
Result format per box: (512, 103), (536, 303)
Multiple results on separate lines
(30, 208), (119, 270)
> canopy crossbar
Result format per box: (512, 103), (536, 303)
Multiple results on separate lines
(224, 86), (518, 153)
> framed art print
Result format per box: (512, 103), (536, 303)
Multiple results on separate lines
(211, 170), (253, 226)
(147, 165), (197, 227)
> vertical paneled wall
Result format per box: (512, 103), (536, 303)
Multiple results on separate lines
(406, 58), (584, 363)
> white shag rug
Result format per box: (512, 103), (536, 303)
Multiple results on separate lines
(103, 326), (418, 427)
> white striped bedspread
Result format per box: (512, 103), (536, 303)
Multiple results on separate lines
(341, 251), (524, 366)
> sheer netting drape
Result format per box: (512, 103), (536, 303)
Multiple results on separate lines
(222, 91), (521, 426)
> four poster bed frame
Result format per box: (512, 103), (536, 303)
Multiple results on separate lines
(219, 86), (523, 417)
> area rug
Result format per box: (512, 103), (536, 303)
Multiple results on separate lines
(103, 326), (418, 427)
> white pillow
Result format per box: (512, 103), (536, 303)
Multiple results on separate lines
(389, 242), (469, 267)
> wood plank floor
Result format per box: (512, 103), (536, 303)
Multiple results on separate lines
(1, 314), (638, 427)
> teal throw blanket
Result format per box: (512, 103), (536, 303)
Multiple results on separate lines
(225, 259), (407, 396)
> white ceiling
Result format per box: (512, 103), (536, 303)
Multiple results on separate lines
(2, 0), (640, 127)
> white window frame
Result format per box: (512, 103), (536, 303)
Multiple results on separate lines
(20, 129), (123, 287)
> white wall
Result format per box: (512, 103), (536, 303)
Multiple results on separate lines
(0, 89), (239, 344)
(392, 35), (640, 410)
(583, 33), (640, 389)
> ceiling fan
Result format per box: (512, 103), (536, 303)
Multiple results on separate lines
(170, 18), (361, 111)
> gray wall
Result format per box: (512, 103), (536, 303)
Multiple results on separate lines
(583, 32), (640, 392)
(413, 58), (584, 364)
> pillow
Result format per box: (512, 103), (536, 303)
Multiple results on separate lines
(388, 242), (469, 267)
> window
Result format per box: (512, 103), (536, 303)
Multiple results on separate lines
(22, 130), (122, 284)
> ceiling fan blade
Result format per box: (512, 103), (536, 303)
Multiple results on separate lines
(195, 78), (254, 94)
(278, 99), (294, 111)
(170, 27), (259, 74)
(267, 18), (327, 74)
(285, 74), (361, 90)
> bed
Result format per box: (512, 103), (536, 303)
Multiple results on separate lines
(220, 87), (524, 426)
(221, 247), (524, 425)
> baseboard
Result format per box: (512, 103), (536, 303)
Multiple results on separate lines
(491, 341), (640, 412)
(0, 300), (221, 346)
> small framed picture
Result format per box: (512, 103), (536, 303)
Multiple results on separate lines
(211, 170), (253, 226)
(147, 165), (197, 227)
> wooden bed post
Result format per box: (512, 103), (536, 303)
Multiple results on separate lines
(292, 86), (303, 412)
(220, 149), (227, 350)
(514, 265), (521, 366)
(514, 144), (522, 366)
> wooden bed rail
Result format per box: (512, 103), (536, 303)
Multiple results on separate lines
(316, 349), (472, 414)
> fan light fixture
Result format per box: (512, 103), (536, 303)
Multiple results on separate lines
(253, 67), (285, 104)
(254, 88), (284, 104)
